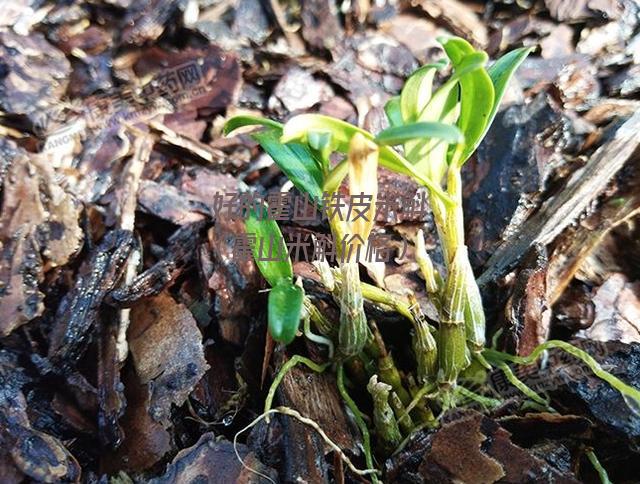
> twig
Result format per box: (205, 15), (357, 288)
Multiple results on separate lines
(115, 134), (153, 363)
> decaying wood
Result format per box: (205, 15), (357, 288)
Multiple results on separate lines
(547, 164), (640, 304)
(0, 353), (81, 482)
(149, 120), (228, 166)
(150, 432), (277, 483)
(107, 220), (208, 307)
(115, 133), (154, 362)
(47, 230), (136, 372)
(128, 291), (209, 423)
(0, 148), (83, 336)
(479, 110), (640, 286)
(2, 0), (640, 480)
(503, 244), (552, 357)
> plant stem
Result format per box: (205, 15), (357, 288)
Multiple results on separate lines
(337, 364), (380, 484)
(264, 355), (330, 419)
(586, 450), (612, 484)
(484, 341), (640, 409)
(367, 375), (403, 454)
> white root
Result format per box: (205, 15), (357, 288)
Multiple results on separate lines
(233, 407), (379, 482)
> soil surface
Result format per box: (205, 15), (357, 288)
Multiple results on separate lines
(1, 0), (640, 482)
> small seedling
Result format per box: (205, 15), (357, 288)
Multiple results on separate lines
(245, 210), (303, 344)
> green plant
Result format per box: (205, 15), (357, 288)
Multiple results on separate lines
(245, 211), (303, 344)
(225, 37), (634, 482)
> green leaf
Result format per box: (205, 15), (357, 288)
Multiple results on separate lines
(411, 91), (459, 183)
(268, 283), (303, 344)
(307, 130), (334, 173)
(375, 122), (464, 146)
(307, 131), (333, 152)
(405, 51), (487, 181)
(415, 51), (488, 122)
(252, 130), (324, 204)
(245, 211), (292, 288)
(281, 114), (370, 152)
(400, 65), (434, 123)
(223, 115), (283, 135)
(281, 114), (455, 206)
(440, 37), (494, 166)
(384, 96), (403, 128)
(323, 159), (348, 195)
(484, 46), (534, 142)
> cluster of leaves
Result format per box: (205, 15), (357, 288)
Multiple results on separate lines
(224, 36), (531, 349)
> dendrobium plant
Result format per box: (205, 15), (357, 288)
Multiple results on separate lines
(225, 37), (639, 482)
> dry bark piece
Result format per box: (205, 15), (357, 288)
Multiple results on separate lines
(103, 367), (171, 473)
(194, 19), (243, 53)
(584, 98), (640, 124)
(56, 25), (111, 56)
(149, 433), (277, 483)
(97, 306), (126, 448)
(547, 163), (640, 304)
(232, 0), (272, 45)
(328, 33), (417, 112)
(376, 168), (429, 224)
(464, 93), (569, 270)
(279, 354), (357, 453)
(137, 179), (211, 225)
(380, 14), (441, 64)
(108, 221), (209, 307)
(479, 110), (640, 285)
(390, 410), (580, 482)
(544, 0), (622, 22)
(50, 392), (95, 435)
(408, 0), (488, 47)
(133, 44), (241, 117)
(190, 345), (241, 422)
(503, 245), (551, 357)
(269, 66), (334, 114)
(300, 0), (344, 52)
(150, 120), (231, 166)
(0, 30), (70, 126)
(543, 340), (640, 446)
(540, 25), (575, 59)
(355, 34), (418, 77)
(0, 352), (81, 483)
(179, 166), (239, 204)
(0, 451), (22, 484)
(605, 64), (640, 97)
(68, 54), (114, 98)
(47, 230), (136, 371)
(552, 284), (596, 332)
(121, 0), (179, 45)
(129, 291), (208, 423)
(207, 219), (261, 345)
(488, 15), (555, 55)
(577, 21), (635, 59)
(517, 55), (600, 110)
(252, 353), (357, 482)
(498, 413), (592, 445)
(0, 148), (83, 337)
(577, 273), (640, 344)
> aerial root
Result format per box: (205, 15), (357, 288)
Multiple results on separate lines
(233, 406), (380, 483)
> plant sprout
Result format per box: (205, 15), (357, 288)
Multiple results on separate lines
(226, 36), (636, 482)
(245, 211), (303, 344)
